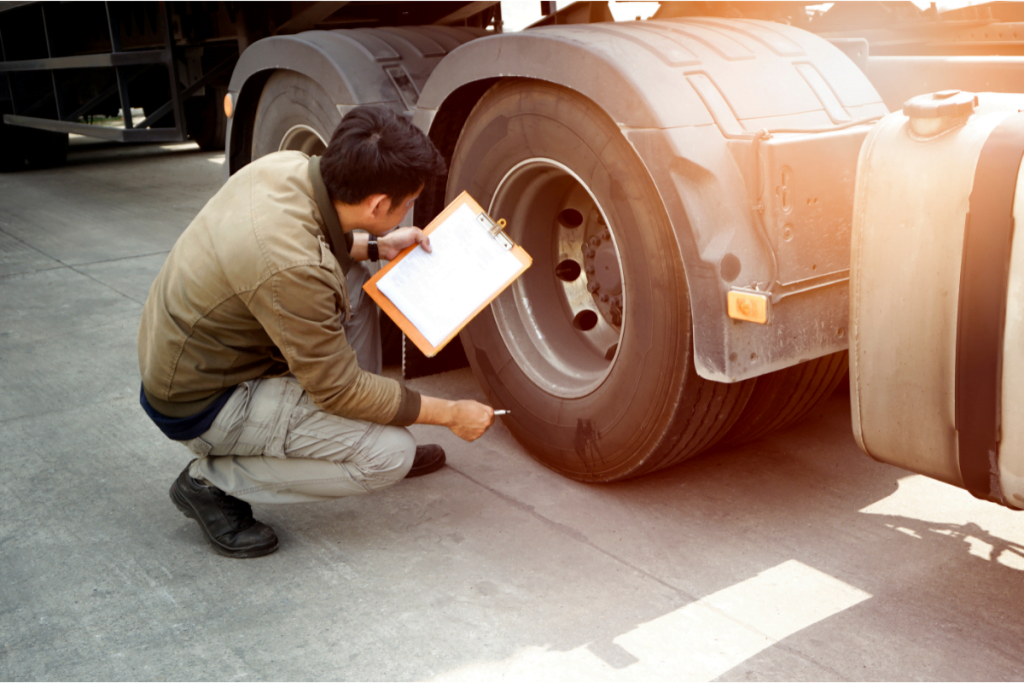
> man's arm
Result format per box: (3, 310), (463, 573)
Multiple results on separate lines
(350, 227), (430, 262)
(416, 396), (494, 441)
(250, 264), (418, 425)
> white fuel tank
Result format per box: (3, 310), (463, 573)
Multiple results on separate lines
(850, 90), (1024, 509)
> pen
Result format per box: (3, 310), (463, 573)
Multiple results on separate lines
(493, 409), (510, 416)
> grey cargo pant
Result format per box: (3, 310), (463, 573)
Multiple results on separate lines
(182, 263), (417, 504)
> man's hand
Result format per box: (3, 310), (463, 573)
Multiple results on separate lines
(379, 227), (430, 260)
(416, 396), (494, 442)
(446, 399), (494, 441)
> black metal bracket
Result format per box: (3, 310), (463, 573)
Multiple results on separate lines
(0, 1), (226, 144)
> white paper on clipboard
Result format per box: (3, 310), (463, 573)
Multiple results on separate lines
(375, 203), (523, 347)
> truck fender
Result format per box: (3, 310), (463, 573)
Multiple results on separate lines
(414, 19), (887, 382)
(225, 27), (486, 175)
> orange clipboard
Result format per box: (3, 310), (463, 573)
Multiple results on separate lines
(363, 191), (532, 358)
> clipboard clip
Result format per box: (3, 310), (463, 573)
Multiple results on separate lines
(476, 213), (513, 251)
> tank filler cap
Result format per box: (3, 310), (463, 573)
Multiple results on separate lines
(903, 90), (978, 119)
(904, 90), (978, 140)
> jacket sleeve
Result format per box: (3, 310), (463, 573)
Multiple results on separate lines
(246, 263), (421, 426)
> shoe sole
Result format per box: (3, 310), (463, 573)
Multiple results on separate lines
(169, 481), (279, 559)
(406, 457), (446, 478)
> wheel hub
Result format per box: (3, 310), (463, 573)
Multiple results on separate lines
(487, 159), (625, 398)
(581, 220), (623, 328)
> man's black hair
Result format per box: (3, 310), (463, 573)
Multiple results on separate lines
(320, 105), (446, 208)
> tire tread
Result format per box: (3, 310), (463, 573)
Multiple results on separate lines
(718, 351), (848, 448)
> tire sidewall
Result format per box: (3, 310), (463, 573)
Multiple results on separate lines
(252, 71), (340, 161)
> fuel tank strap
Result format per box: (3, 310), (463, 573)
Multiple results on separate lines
(956, 113), (1024, 503)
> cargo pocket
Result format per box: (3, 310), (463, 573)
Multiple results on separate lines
(229, 377), (307, 459)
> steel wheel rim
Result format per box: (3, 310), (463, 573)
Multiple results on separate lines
(488, 158), (625, 399)
(279, 124), (327, 155)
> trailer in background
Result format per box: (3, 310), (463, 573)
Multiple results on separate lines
(0, 1), (502, 168)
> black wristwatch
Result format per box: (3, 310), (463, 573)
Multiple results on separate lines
(367, 235), (379, 262)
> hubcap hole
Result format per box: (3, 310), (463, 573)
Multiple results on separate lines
(555, 259), (582, 282)
(558, 208), (584, 228)
(573, 310), (599, 331)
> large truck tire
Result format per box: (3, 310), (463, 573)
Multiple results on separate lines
(450, 80), (753, 482)
(185, 86), (228, 152)
(717, 351), (848, 448)
(251, 71), (337, 160)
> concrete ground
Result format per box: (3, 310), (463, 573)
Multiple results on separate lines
(2, 140), (1024, 682)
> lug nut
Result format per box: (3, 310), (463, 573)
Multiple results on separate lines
(600, 293), (609, 303)
(589, 236), (601, 248)
(587, 281), (600, 294)
(585, 264), (595, 276)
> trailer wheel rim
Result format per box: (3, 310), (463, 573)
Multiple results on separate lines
(488, 158), (625, 399)
(278, 124), (327, 155)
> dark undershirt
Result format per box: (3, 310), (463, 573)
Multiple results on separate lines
(140, 384), (237, 441)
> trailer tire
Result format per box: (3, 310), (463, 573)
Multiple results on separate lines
(718, 352), (848, 447)
(251, 71), (338, 161)
(449, 80), (752, 482)
(185, 87), (228, 152)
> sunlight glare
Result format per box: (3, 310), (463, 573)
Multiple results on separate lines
(435, 560), (869, 682)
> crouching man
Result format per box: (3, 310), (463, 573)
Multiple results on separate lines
(138, 106), (494, 558)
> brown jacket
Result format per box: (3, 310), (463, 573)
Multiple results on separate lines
(138, 151), (419, 426)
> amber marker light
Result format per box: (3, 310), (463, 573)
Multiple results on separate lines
(727, 290), (769, 324)
(223, 92), (234, 119)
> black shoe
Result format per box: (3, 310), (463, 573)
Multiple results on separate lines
(169, 464), (279, 558)
(406, 444), (446, 478)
